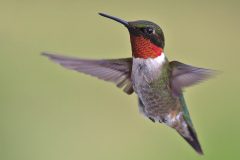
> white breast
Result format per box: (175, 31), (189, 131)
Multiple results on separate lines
(131, 53), (166, 93)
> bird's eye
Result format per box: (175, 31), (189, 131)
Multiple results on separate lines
(140, 27), (154, 35)
(145, 27), (153, 34)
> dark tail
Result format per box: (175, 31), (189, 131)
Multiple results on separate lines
(178, 124), (203, 155)
(177, 95), (203, 155)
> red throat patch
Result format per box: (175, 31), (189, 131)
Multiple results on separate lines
(130, 35), (163, 59)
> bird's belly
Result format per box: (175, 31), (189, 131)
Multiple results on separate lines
(132, 59), (177, 122)
(136, 81), (177, 121)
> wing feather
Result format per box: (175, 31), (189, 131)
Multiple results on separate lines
(42, 52), (134, 94)
(170, 61), (216, 95)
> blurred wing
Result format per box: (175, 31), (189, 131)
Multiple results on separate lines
(170, 61), (216, 95)
(42, 52), (134, 94)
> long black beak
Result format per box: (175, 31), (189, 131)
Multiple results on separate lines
(99, 13), (129, 28)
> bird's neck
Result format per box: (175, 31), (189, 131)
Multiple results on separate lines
(130, 35), (163, 59)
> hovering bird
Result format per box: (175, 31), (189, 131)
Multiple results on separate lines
(42, 13), (215, 155)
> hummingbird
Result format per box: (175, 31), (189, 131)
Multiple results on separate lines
(42, 13), (215, 155)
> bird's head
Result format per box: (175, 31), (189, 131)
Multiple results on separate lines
(99, 13), (165, 59)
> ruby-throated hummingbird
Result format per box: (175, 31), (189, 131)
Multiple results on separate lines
(42, 13), (215, 155)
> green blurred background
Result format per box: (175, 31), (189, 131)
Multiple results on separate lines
(1, 0), (240, 159)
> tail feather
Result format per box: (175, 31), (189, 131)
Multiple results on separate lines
(179, 124), (203, 155)
(178, 94), (203, 155)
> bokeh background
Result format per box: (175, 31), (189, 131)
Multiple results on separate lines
(1, 0), (240, 159)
